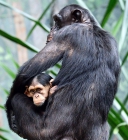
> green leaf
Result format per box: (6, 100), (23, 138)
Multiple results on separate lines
(5, 48), (19, 69)
(11, 58), (20, 69)
(48, 70), (57, 76)
(0, 128), (9, 133)
(55, 63), (61, 69)
(121, 66), (128, 81)
(113, 128), (119, 134)
(0, 0), (35, 20)
(115, 97), (128, 116)
(113, 122), (128, 135)
(112, 13), (124, 36)
(108, 113), (128, 139)
(110, 108), (124, 122)
(119, 0), (125, 10)
(118, 94), (128, 115)
(101, 0), (118, 27)
(123, 94), (128, 106)
(1, 88), (9, 95)
(119, 0), (128, 52)
(0, 0), (49, 33)
(27, 0), (56, 39)
(0, 63), (16, 79)
(0, 29), (39, 53)
(0, 135), (8, 140)
(0, 105), (5, 110)
(121, 51), (128, 66)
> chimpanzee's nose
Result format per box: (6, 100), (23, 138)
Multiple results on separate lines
(35, 94), (39, 98)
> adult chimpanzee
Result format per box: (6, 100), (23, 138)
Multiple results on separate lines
(5, 4), (120, 140)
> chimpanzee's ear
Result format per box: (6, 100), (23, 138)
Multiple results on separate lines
(50, 79), (54, 86)
(24, 86), (30, 96)
(71, 9), (82, 22)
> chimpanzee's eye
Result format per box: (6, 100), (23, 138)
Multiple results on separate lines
(30, 89), (35, 94)
(36, 88), (41, 92)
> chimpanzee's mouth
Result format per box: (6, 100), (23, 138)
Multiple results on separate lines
(34, 101), (45, 106)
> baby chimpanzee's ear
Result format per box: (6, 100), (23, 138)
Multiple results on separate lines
(49, 79), (54, 86)
(24, 86), (30, 96)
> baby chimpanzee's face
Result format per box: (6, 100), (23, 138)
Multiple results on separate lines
(24, 78), (51, 106)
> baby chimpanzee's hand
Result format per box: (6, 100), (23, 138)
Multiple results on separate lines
(49, 86), (57, 95)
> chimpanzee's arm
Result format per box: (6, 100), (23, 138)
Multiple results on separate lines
(9, 111), (25, 138)
(11, 94), (43, 139)
(19, 38), (66, 82)
(5, 30), (67, 137)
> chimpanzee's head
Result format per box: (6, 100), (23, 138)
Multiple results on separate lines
(47, 5), (96, 43)
(24, 73), (53, 106)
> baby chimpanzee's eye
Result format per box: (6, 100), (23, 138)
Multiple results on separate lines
(36, 88), (42, 92)
(30, 89), (35, 94)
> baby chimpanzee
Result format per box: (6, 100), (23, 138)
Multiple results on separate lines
(24, 73), (57, 106)
(10, 73), (57, 138)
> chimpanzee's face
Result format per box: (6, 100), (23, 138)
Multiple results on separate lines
(24, 78), (50, 106)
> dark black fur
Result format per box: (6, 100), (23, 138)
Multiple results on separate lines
(30, 73), (53, 86)
(6, 73), (52, 138)
(5, 5), (120, 140)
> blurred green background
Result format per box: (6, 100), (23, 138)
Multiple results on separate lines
(0, 0), (128, 140)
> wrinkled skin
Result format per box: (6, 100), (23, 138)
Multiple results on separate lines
(5, 4), (120, 140)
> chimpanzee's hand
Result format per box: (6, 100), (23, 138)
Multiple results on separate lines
(49, 86), (57, 95)
(10, 111), (26, 139)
